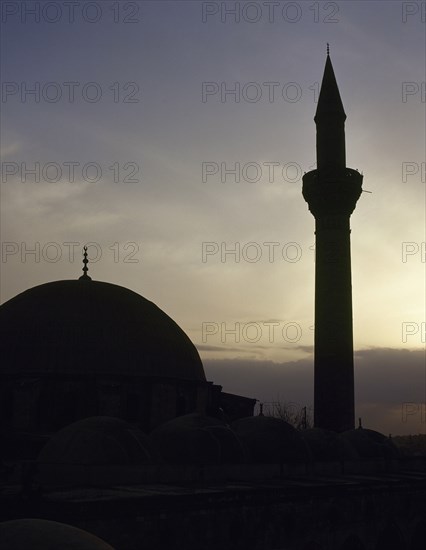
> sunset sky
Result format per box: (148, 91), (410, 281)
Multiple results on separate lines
(1, 1), (425, 435)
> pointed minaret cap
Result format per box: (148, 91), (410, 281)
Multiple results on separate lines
(314, 45), (346, 122)
(79, 246), (92, 281)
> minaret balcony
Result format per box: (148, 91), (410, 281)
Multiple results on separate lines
(302, 168), (363, 218)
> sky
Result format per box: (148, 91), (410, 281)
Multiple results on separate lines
(1, 0), (425, 435)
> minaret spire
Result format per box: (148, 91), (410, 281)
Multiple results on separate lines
(302, 53), (363, 433)
(315, 51), (346, 174)
(315, 52), (346, 120)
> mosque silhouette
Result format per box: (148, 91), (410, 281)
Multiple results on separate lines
(0, 51), (425, 550)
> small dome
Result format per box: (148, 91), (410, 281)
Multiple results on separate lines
(38, 416), (155, 465)
(150, 413), (245, 464)
(231, 416), (311, 464)
(340, 429), (399, 459)
(0, 519), (114, 550)
(203, 425), (247, 464)
(0, 279), (205, 381)
(301, 428), (358, 461)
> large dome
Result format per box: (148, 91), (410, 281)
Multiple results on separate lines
(0, 279), (205, 381)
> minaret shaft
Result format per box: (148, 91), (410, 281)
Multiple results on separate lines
(314, 217), (354, 431)
(316, 120), (346, 174)
(302, 53), (362, 433)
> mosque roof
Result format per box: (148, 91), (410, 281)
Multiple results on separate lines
(0, 277), (205, 381)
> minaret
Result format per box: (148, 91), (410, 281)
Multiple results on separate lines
(302, 47), (363, 433)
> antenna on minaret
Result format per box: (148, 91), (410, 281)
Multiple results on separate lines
(79, 246), (92, 281)
(327, 42), (330, 56)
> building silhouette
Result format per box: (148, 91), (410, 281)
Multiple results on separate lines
(0, 248), (255, 454)
(0, 50), (426, 550)
(303, 48), (363, 433)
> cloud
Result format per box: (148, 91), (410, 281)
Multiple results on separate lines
(0, 142), (22, 158)
(204, 346), (426, 435)
(197, 344), (255, 353)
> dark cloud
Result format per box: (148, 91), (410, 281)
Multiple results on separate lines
(283, 345), (314, 353)
(197, 344), (250, 353)
(204, 347), (426, 435)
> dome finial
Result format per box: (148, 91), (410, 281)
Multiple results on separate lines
(327, 42), (330, 56)
(79, 246), (92, 281)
